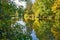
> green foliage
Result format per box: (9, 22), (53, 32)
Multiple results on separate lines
(24, 0), (60, 40)
(0, 0), (32, 40)
(18, 7), (24, 18)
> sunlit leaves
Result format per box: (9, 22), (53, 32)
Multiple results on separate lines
(24, 0), (60, 40)
(28, 0), (60, 40)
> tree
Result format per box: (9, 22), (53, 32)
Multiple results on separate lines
(0, 0), (33, 40)
(24, 0), (60, 40)
(0, 0), (17, 40)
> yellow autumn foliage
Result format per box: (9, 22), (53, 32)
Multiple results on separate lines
(51, 0), (60, 12)
(24, 0), (60, 40)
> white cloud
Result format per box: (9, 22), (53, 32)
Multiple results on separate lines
(11, 0), (26, 8)
(10, 0), (35, 8)
(16, 20), (26, 26)
(31, 0), (35, 3)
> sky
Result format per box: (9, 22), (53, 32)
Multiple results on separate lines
(16, 20), (26, 26)
(11, 0), (35, 8)
(10, 0), (38, 40)
(11, 0), (26, 8)
(10, 0), (35, 26)
(31, 0), (35, 3)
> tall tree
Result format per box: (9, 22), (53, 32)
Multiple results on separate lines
(24, 0), (59, 40)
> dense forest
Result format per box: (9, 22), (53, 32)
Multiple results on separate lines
(0, 0), (60, 40)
